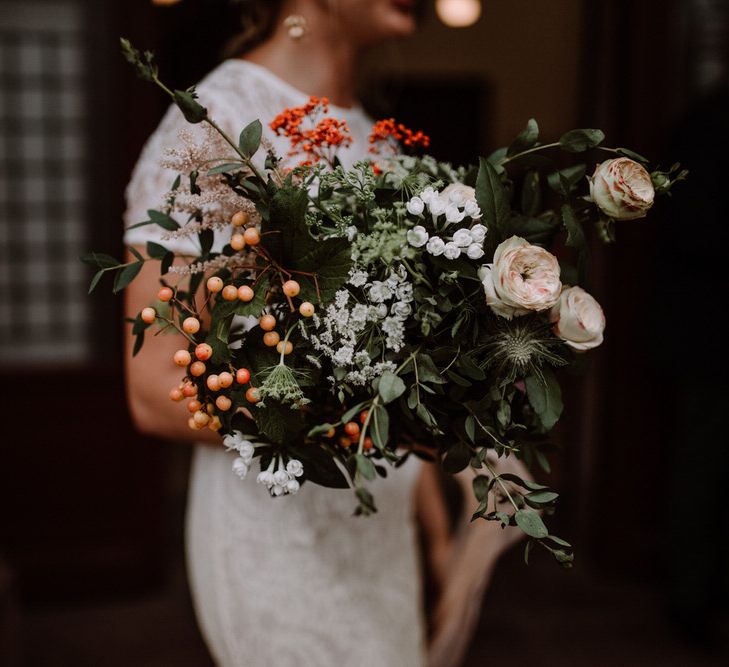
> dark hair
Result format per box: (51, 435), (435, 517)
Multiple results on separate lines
(223, 0), (285, 58)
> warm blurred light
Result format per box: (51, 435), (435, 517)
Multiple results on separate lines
(152, 0), (182, 6)
(435, 0), (482, 27)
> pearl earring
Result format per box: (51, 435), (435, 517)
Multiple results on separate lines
(284, 14), (308, 40)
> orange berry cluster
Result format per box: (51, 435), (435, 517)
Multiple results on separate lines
(270, 96), (352, 165)
(322, 410), (374, 451)
(368, 118), (431, 152)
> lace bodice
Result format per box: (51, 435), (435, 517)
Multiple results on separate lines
(123, 59), (426, 667)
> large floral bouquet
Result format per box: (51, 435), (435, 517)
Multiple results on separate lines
(85, 42), (685, 566)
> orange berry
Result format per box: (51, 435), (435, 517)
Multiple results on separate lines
(206, 276), (224, 293)
(231, 211), (248, 227)
(276, 340), (293, 355)
(359, 410), (369, 424)
(218, 371), (234, 388)
(339, 436), (353, 448)
(158, 287), (174, 302)
(230, 233), (246, 251)
(208, 415), (222, 431)
(193, 410), (210, 427)
(215, 395), (232, 411)
(222, 285), (238, 301)
(206, 374), (221, 392)
(182, 317), (201, 334)
(263, 331), (280, 347)
(245, 386), (260, 403)
(282, 280), (300, 297)
(299, 301), (315, 317)
(169, 387), (184, 402)
(182, 383), (198, 397)
(344, 421), (360, 437)
(243, 227), (260, 246)
(236, 368), (251, 384)
(189, 361), (206, 377)
(141, 307), (156, 324)
(237, 285), (254, 302)
(187, 399), (202, 413)
(325, 427), (336, 438)
(259, 314), (276, 331)
(363, 437), (374, 451)
(173, 349), (192, 367)
(195, 343), (213, 361)
(188, 417), (201, 431)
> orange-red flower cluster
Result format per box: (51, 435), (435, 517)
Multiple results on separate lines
(368, 118), (431, 153)
(270, 96), (352, 166)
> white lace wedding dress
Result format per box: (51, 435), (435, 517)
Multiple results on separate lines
(124, 59), (426, 667)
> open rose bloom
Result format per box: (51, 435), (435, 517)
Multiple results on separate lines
(550, 286), (605, 350)
(479, 236), (562, 319)
(589, 157), (655, 220)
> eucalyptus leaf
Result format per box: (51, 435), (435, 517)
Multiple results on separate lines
(525, 369), (563, 432)
(507, 118), (539, 156)
(239, 119), (263, 158)
(515, 509), (548, 538)
(558, 128), (605, 153)
(378, 371), (406, 404)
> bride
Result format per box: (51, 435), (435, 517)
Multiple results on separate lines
(123, 1), (527, 665)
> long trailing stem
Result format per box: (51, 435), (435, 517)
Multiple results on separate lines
(482, 458), (520, 514)
(497, 142), (561, 166)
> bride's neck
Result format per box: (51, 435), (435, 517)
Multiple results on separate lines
(242, 14), (360, 109)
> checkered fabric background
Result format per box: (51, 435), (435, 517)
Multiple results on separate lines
(0, 2), (90, 364)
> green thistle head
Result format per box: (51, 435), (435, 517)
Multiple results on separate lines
(481, 316), (566, 384)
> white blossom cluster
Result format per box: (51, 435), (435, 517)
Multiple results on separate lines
(257, 456), (304, 496)
(405, 184), (488, 261)
(223, 431), (256, 480)
(300, 266), (413, 386)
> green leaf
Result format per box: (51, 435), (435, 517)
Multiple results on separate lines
(520, 171), (541, 217)
(443, 441), (471, 474)
(507, 118), (539, 156)
(355, 487), (377, 514)
(129, 246), (144, 262)
(290, 444), (349, 488)
(615, 147), (649, 164)
(416, 353), (446, 384)
(475, 157), (510, 241)
(206, 162), (243, 175)
(473, 474), (490, 502)
(161, 251), (174, 276)
(561, 204), (586, 250)
(355, 453), (376, 481)
(558, 128), (604, 153)
(515, 509), (548, 538)
(547, 164), (586, 196)
(307, 422), (335, 437)
(198, 229), (214, 256)
(255, 400), (305, 445)
(146, 241), (168, 259)
(525, 369), (563, 432)
(341, 401), (367, 424)
(526, 490), (559, 505)
(378, 371), (406, 404)
(147, 209), (179, 231)
(88, 269), (105, 294)
(132, 331), (145, 356)
(371, 404), (390, 450)
(173, 86), (208, 124)
(80, 252), (120, 268)
(239, 119), (263, 158)
(464, 415), (476, 443)
(113, 261), (143, 293)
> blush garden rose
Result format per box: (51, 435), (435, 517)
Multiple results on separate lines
(478, 236), (562, 319)
(589, 157), (655, 221)
(550, 286), (605, 350)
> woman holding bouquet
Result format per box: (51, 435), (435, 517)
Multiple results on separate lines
(123, 1), (525, 664)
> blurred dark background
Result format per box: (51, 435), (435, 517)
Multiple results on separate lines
(1, 0), (728, 664)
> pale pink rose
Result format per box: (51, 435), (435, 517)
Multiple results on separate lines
(550, 286), (605, 351)
(478, 236), (562, 319)
(440, 183), (476, 206)
(589, 158), (655, 220)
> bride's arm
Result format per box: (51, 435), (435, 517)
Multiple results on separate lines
(123, 247), (219, 445)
